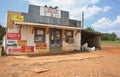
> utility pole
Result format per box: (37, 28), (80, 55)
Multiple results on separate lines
(82, 11), (84, 28)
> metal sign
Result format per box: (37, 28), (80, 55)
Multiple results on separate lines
(10, 15), (24, 21)
(7, 33), (21, 40)
(40, 6), (61, 18)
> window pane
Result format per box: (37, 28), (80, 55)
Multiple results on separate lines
(34, 28), (45, 43)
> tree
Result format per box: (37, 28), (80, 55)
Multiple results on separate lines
(112, 32), (117, 40)
(0, 24), (5, 41)
(101, 32), (117, 41)
(85, 26), (95, 32)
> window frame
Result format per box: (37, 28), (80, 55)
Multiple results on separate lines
(34, 28), (45, 43)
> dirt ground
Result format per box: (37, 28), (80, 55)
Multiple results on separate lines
(0, 45), (120, 77)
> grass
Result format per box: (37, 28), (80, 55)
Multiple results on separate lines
(101, 40), (120, 46)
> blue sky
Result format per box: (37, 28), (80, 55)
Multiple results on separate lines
(0, 0), (120, 37)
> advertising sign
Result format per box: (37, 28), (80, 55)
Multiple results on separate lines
(36, 43), (47, 49)
(7, 33), (21, 40)
(11, 15), (24, 21)
(7, 40), (17, 46)
(40, 7), (61, 18)
(8, 46), (34, 53)
(8, 47), (23, 53)
(18, 40), (27, 46)
(22, 46), (34, 52)
(8, 28), (19, 33)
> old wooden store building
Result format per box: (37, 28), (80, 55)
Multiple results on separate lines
(5, 5), (83, 55)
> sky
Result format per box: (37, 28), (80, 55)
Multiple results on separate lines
(0, 0), (120, 37)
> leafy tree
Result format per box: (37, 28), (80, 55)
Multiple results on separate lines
(85, 27), (118, 41)
(112, 32), (117, 40)
(101, 32), (117, 41)
(0, 24), (5, 41)
(85, 26), (95, 32)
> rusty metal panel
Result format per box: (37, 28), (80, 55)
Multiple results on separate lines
(69, 19), (81, 27)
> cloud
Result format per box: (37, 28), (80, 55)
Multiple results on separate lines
(92, 15), (120, 37)
(24, 0), (111, 19)
(92, 17), (112, 28)
(108, 30), (120, 38)
(92, 15), (120, 29)
(84, 6), (102, 19)
(103, 6), (111, 12)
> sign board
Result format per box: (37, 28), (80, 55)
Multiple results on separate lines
(8, 46), (34, 53)
(18, 40), (27, 46)
(22, 46), (34, 52)
(11, 15), (24, 21)
(40, 7), (61, 18)
(7, 40), (17, 46)
(7, 33), (21, 40)
(8, 28), (19, 33)
(36, 43), (47, 49)
(8, 47), (23, 53)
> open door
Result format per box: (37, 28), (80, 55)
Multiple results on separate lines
(50, 29), (62, 50)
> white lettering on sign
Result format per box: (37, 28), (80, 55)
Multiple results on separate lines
(40, 6), (61, 18)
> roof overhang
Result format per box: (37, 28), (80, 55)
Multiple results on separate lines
(14, 22), (83, 30)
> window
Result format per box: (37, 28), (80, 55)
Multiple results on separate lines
(65, 30), (74, 43)
(34, 28), (45, 43)
(65, 30), (73, 38)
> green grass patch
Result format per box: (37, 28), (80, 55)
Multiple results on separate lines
(101, 40), (120, 46)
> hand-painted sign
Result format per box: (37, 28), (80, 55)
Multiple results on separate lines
(11, 15), (24, 21)
(36, 43), (47, 49)
(7, 40), (17, 46)
(40, 7), (61, 18)
(8, 47), (23, 53)
(18, 40), (27, 46)
(22, 46), (34, 52)
(7, 33), (21, 40)
(8, 46), (34, 53)
(8, 28), (19, 33)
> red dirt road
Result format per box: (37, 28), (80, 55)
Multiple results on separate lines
(0, 46), (120, 77)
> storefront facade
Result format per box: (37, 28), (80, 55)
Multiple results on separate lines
(5, 5), (82, 55)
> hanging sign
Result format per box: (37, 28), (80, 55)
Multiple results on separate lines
(7, 33), (21, 40)
(10, 15), (24, 21)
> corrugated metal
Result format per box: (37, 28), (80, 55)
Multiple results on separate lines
(22, 5), (69, 26)
(69, 19), (81, 27)
(21, 26), (34, 46)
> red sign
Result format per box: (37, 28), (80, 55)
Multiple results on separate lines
(22, 46), (34, 52)
(7, 33), (21, 40)
(8, 47), (23, 52)
(8, 46), (34, 53)
(36, 43), (47, 49)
